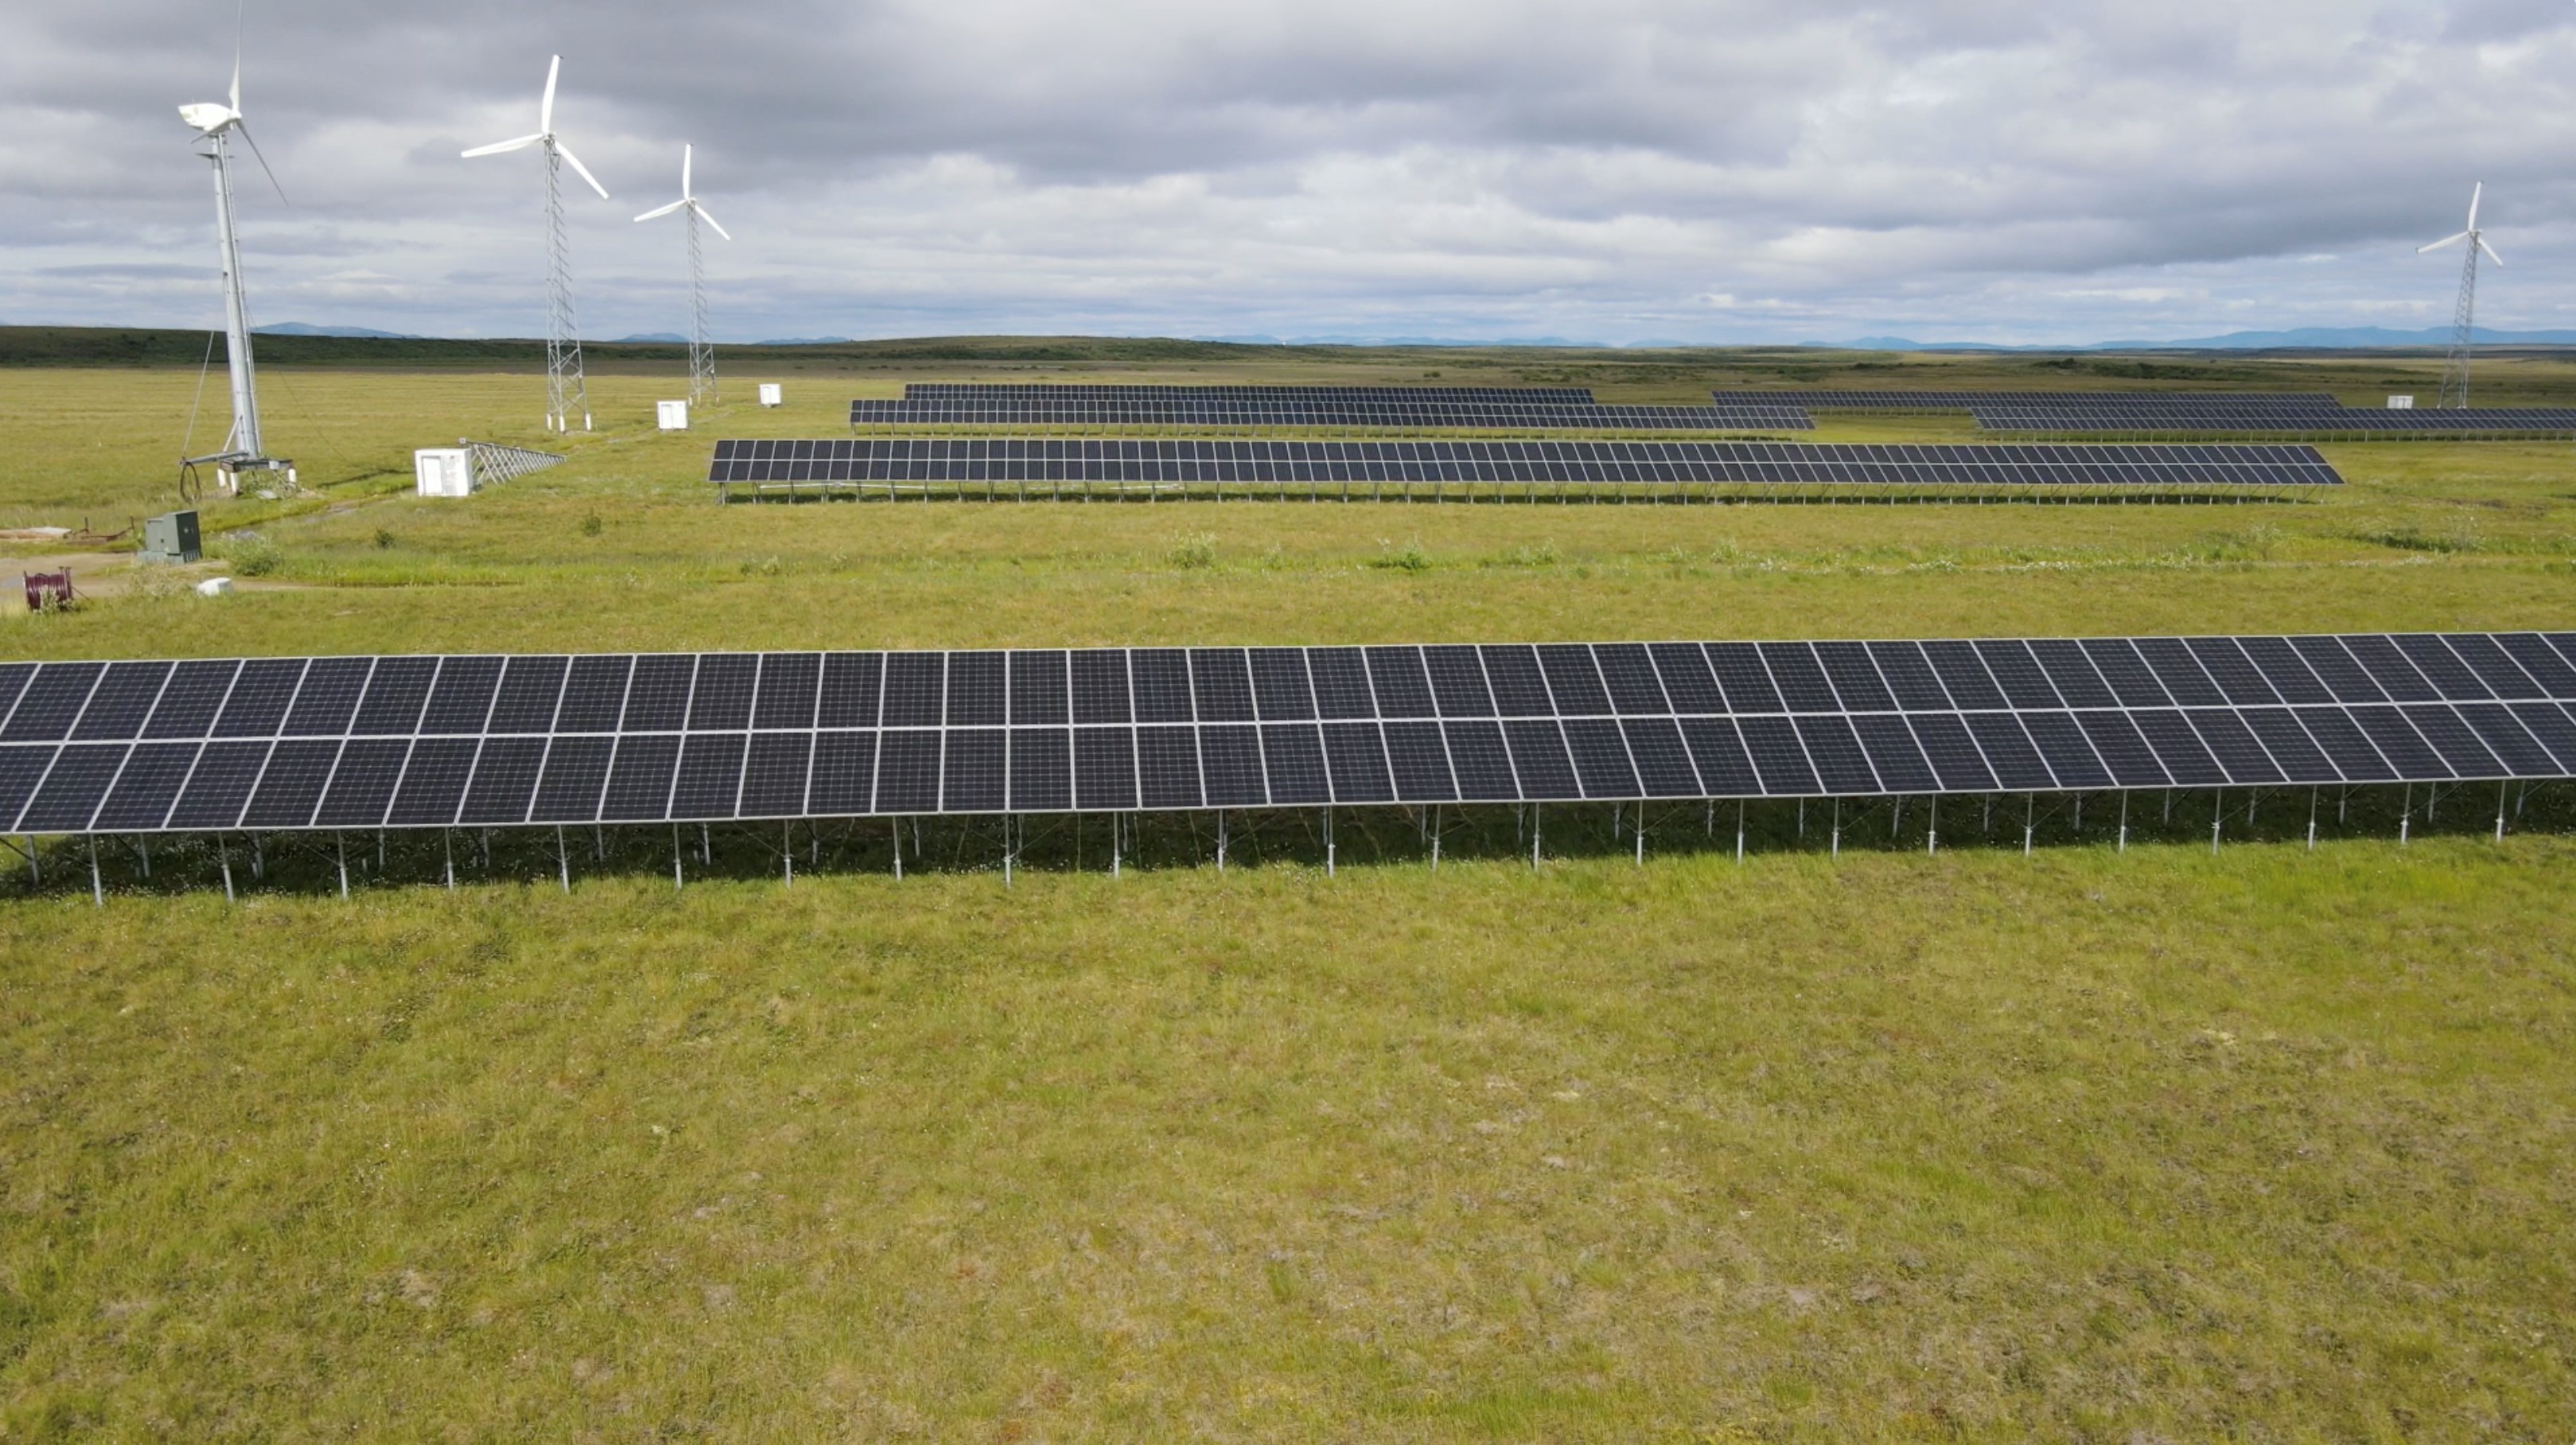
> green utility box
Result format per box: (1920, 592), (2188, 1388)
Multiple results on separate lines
(140, 510), (201, 564)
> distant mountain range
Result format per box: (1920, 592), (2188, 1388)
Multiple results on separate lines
(252, 322), (420, 339)
(1820, 326), (2576, 352)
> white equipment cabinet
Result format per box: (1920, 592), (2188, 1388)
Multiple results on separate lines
(414, 448), (475, 497)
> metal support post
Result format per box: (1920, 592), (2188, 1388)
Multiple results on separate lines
(1831, 799), (1840, 859)
(1115, 813), (1124, 878)
(22, 835), (35, 889)
(558, 825), (570, 892)
(1635, 808), (1644, 867)
(893, 818), (903, 879)
(1321, 808), (1332, 877)
(1927, 796), (1937, 855)
(2023, 796), (2034, 857)
(2495, 780), (2508, 841)
(596, 825), (606, 863)
(701, 823), (711, 866)
(2307, 788), (2318, 850)
(1531, 803), (1542, 867)
(443, 831), (454, 890)
(90, 836), (103, 907)
(2400, 784), (2411, 847)
(220, 835), (235, 903)
(673, 825), (684, 889)
(2118, 791), (2129, 852)
(1430, 804), (1441, 870)
(1735, 799), (1745, 863)
(2211, 790), (2223, 855)
(337, 832), (350, 898)
(784, 820), (793, 886)
(1216, 810), (1227, 871)
(251, 833), (264, 882)
(1004, 815), (1014, 888)
(137, 835), (150, 880)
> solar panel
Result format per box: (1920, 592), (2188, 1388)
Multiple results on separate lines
(1972, 405), (2576, 437)
(710, 438), (2341, 497)
(6, 634), (2569, 839)
(852, 396), (1815, 432)
(1710, 391), (2344, 412)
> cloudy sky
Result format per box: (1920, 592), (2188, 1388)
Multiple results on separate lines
(5, 0), (2575, 345)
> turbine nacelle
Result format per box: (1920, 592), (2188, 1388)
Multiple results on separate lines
(179, 102), (241, 134)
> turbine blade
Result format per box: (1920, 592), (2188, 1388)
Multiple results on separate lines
(557, 143), (609, 199)
(542, 54), (559, 134)
(229, 0), (244, 111)
(2417, 232), (2469, 254)
(2467, 181), (2482, 231)
(461, 134), (542, 158)
(682, 143), (692, 199)
(2480, 237), (2504, 267)
(236, 121), (289, 205)
(635, 198), (688, 221)
(693, 201), (731, 241)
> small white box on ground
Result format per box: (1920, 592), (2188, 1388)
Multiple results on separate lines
(2387, 395), (2415, 409)
(657, 400), (690, 430)
(758, 384), (783, 407)
(414, 447), (474, 497)
(195, 577), (232, 598)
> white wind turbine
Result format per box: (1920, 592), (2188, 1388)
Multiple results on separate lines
(464, 56), (611, 433)
(178, 4), (293, 493)
(634, 144), (731, 407)
(2418, 181), (2503, 410)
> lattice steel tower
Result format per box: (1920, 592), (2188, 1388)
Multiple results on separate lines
(2418, 182), (2502, 411)
(465, 56), (611, 432)
(636, 144), (732, 407)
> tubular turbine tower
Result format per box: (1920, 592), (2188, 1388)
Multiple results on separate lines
(2418, 182), (2503, 410)
(178, 11), (292, 493)
(464, 56), (612, 433)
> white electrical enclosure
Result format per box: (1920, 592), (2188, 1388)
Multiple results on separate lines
(2387, 395), (2415, 409)
(758, 384), (783, 407)
(657, 400), (691, 430)
(414, 448), (474, 497)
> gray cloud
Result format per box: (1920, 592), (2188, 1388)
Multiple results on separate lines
(2, 0), (2574, 343)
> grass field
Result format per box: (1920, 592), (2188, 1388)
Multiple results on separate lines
(3, 339), (2574, 1440)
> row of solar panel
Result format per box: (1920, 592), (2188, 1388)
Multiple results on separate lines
(721, 438), (2332, 465)
(1975, 407), (2576, 433)
(1709, 391), (2345, 410)
(8, 636), (2570, 757)
(849, 402), (1818, 430)
(902, 384), (1601, 404)
(7, 697), (2573, 835)
(707, 440), (2341, 488)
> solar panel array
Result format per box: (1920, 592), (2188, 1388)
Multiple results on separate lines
(905, 384), (1601, 404)
(1974, 406), (2576, 436)
(709, 439), (2341, 491)
(850, 399), (1816, 431)
(1709, 391), (2344, 411)
(6, 633), (2571, 835)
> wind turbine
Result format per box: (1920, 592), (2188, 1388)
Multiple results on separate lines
(178, 6), (293, 493)
(635, 145), (730, 407)
(2418, 181), (2503, 410)
(464, 56), (610, 433)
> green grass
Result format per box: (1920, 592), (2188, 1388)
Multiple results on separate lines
(2, 349), (2575, 1439)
